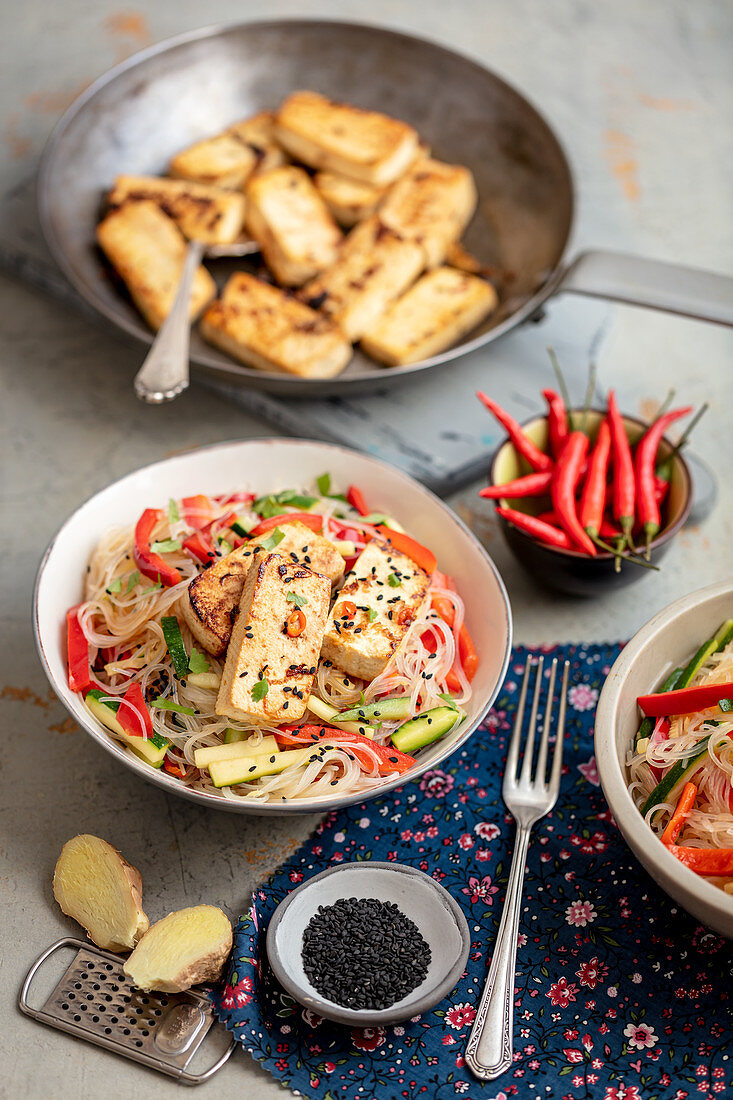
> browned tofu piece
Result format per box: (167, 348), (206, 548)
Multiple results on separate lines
(320, 539), (431, 681)
(199, 272), (352, 378)
(313, 171), (386, 227)
(181, 521), (346, 657)
(446, 241), (493, 277)
(274, 91), (419, 186)
(379, 158), (478, 267)
(245, 166), (342, 286)
(96, 200), (216, 331)
(361, 266), (498, 366)
(108, 175), (246, 245)
(215, 552), (331, 724)
(169, 112), (285, 189)
(300, 216), (424, 341)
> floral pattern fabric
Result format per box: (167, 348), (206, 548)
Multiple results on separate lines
(210, 645), (732, 1100)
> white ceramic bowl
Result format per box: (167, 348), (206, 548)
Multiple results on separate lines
(595, 580), (733, 938)
(34, 439), (512, 815)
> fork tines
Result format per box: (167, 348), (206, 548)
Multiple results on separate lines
(504, 655), (569, 797)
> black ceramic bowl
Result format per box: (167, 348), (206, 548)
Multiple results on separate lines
(488, 409), (692, 597)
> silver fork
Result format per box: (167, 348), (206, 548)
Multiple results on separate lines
(465, 655), (569, 1080)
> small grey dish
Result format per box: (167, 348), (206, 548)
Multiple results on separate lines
(266, 862), (471, 1026)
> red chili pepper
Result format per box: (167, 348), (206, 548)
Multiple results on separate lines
(275, 725), (416, 775)
(479, 470), (553, 500)
(346, 485), (369, 516)
(66, 606), (92, 693)
(551, 432), (597, 555)
(579, 419), (611, 540)
(654, 476), (669, 505)
(660, 782), (697, 846)
(477, 392), (553, 472)
(181, 494), (214, 527)
(495, 506), (574, 550)
(182, 530), (217, 565)
(599, 516), (622, 539)
(117, 682), (153, 738)
(635, 406), (693, 553)
(663, 844), (733, 876)
(637, 681), (733, 717)
(248, 513), (324, 538)
(376, 526), (437, 575)
(133, 509), (182, 587)
(542, 388), (569, 457)
(607, 391), (635, 542)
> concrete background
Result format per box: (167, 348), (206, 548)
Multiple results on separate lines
(1, 1), (732, 1096)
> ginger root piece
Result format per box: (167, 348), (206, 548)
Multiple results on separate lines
(124, 905), (233, 992)
(53, 834), (149, 952)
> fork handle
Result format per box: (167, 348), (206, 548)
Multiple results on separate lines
(133, 239), (204, 404)
(465, 824), (532, 1080)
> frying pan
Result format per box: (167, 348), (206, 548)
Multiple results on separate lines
(38, 19), (733, 397)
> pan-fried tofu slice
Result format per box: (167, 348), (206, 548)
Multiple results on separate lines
(181, 521), (346, 657)
(361, 266), (498, 366)
(445, 241), (492, 277)
(320, 539), (431, 681)
(107, 176), (246, 245)
(215, 552), (331, 724)
(170, 112), (285, 189)
(96, 200), (216, 331)
(274, 91), (419, 186)
(300, 216), (424, 341)
(313, 171), (387, 227)
(245, 166), (342, 286)
(199, 272), (352, 378)
(379, 158), (478, 268)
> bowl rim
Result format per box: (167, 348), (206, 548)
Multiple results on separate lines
(264, 860), (471, 1025)
(487, 407), (693, 561)
(595, 579), (733, 928)
(33, 437), (513, 815)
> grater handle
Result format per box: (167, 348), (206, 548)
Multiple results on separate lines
(179, 1038), (238, 1084)
(19, 937), (89, 1016)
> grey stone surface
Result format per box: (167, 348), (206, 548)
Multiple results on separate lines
(1, 1), (731, 1097)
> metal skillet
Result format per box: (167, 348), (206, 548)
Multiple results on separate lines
(38, 19), (733, 398)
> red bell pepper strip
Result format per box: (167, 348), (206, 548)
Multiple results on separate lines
(579, 419), (611, 541)
(249, 513), (324, 538)
(430, 579), (479, 684)
(181, 494), (213, 527)
(663, 844), (733, 876)
(660, 782), (697, 846)
(275, 724), (416, 775)
(638, 681), (733, 717)
(607, 391), (636, 544)
(542, 388), (569, 457)
(495, 506), (574, 550)
(634, 406), (692, 554)
(376, 526), (437, 574)
(163, 756), (188, 779)
(117, 682), (154, 738)
(479, 470), (553, 499)
(182, 530), (217, 565)
(66, 606), (92, 693)
(346, 485), (370, 516)
(133, 509), (182, 587)
(477, 392), (553, 472)
(551, 431), (596, 555)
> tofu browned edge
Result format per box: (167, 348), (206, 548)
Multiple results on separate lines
(215, 551), (331, 725)
(180, 521), (345, 657)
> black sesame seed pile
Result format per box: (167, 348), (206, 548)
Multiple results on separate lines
(301, 897), (431, 1010)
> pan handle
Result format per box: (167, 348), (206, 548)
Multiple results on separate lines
(558, 250), (733, 327)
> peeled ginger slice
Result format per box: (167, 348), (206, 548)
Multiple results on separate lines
(53, 834), (149, 951)
(124, 905), (233, 992)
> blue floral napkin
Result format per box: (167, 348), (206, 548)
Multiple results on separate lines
(210, 644), (732, 1100)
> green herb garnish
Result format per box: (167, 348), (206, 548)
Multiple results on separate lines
(387, 573), (401, 587)
(151, 539), (182, 553)
(251, 678), (269, 702)
(258, 528), (286, 550)
(368, 608), (378, 622)
(287, 592), (309, 608)
(126, 570), (140, 593)
(316, 473), (331, 496)
(188, 648), (209, 675)
(167, 498), (180, 523)
(106, 577), (122, 595)
(150, 699), (195, 716)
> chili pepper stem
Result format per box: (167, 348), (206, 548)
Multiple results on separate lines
(590, 534), (659, 571)
(613, 536), (625, 573)
(581, 361), (597, 435)
(547, 347), (575, 431)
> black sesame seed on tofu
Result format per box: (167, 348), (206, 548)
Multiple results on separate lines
(283, 701), (289, 710)
(248, 765), (257, 773)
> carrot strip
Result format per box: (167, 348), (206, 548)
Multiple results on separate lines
(660, 782), (697, 846)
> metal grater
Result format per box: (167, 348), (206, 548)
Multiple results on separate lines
(19, 938), (236, 1083)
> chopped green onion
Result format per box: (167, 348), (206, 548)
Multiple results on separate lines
(316, 473), (331, 496)
(368, 608), (377, 622)
(150, 699), (195, 716)
(259, 528), (286, 550)
(287, 591), (309, 608)
(167, 498), (180, 523)
(188, 648), (209, 675)
(253, 495), (289, 518)
(106, 577), (123, 595)
(150, 539), (182, 553)
(251, 678), (269, 702)
(141, 581), (162, 595)
(387, 573), (401, 587)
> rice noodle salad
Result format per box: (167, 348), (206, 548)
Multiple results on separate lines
(628, 618), (733, 893)
(65, 477), (478, 804)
